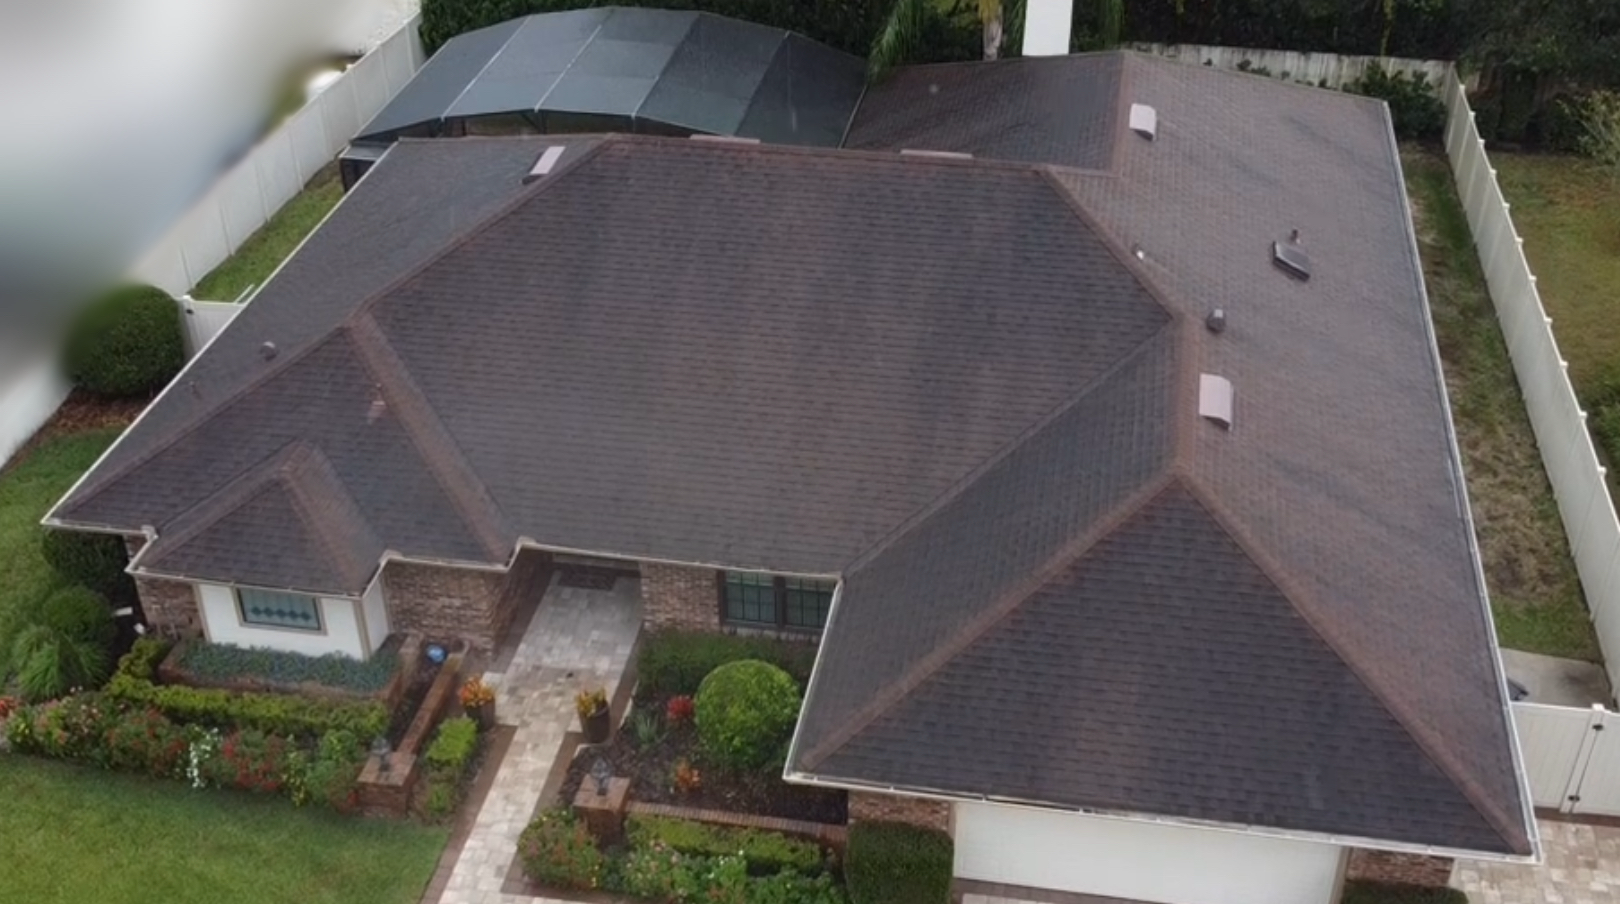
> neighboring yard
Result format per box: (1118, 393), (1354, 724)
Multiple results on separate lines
(191, 163), (342, 303)
(1403, 149), (1601, 662)
(0, 757), (446, 904)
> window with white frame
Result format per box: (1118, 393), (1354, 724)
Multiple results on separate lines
(236, 588), (322, 631)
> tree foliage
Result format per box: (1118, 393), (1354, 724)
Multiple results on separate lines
(1578, 90), (1620, 182)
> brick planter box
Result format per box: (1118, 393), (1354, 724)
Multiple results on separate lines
(156, 636), (418, 711)
(357, 648), (464, 818)
(624, 801), (849, 855)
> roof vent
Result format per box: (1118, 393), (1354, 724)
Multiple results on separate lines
(1129, 104), (1157, 140)
(1199, 374), (1234, 429)
(259, 341), (278, 361)
(368, 398), (387, 423)
(689, 134), (760, 145)
(1206, 308), (1226, 333)
(898, 149), (974, 159)
(1272, 231), (1312, 281)
(522, 145), (567, 184)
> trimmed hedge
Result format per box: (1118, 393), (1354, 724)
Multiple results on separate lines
(63, 284), (185, 398)
(39, 529), (133, 599)
(1341, 881), (1468, 904)
(637, 630), (816, 701)
(694, 659), (800, 771)
(626, 814), (824, 876)
(106, 639), (388, 740)
(172, 641), (398, 693)
(845, 821), (953, 904)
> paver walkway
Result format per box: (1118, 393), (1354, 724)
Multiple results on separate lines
(1453, 818), (1620, 904)
(436, 573), (642, 904)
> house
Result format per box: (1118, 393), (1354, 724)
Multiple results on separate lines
(46, 41), (1536, 904)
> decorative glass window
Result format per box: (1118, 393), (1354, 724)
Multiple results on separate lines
(237, 588), (322, 632)
(721, 572), (835, 631)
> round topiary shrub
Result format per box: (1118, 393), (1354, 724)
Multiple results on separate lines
(694, 659), (800, 772)
(64, 283), (185, 398)
(40, 529), (132, 598)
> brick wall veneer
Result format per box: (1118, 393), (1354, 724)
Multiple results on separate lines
(383, 561), (509, 654)
(641, 561), (720, 632)
(1346, 850), (1454, 887)
(125, 536), (203, 638)
(848, 791), (953, 835)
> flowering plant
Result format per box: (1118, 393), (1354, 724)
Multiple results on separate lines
(672, 757), (702, 794)
(0, 696), (19, 719)
(517, 809), (605, 890)
(665, 694), (694, 723)
(459, 677), (494, 709)
(574, 688), (607, 719)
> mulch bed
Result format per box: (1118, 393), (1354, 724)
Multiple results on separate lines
(558, 702), (846, 825)
(385, 653), (442, 748)
(1, 389), (146, 478)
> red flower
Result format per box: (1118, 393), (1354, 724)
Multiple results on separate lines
(666, 695), (694, 722)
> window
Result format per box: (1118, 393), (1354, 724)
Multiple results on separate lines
(237, 588), (322, 632)
(721, 572), (834, 631)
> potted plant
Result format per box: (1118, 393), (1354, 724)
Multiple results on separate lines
(460, 677), (496, 730)
(576, 688), (611, 744)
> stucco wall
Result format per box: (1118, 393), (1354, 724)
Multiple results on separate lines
(197, 583), (366, 658)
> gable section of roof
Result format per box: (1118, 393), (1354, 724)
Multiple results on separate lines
(845, 54), (1125, 170)
(807, 479), (1518, 854)
(793, 324), (1179, 768)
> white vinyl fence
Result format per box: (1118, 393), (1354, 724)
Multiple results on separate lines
(179, 299), (245, 359)
(0, 356), (71, 468)
(1511, 702), (1620, 815)
(1441, 71), (1620, 696)
(130, 15), (425, 298)
(1130, 42), (1472, 90)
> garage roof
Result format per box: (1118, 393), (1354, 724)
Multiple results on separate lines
(355, 7), (866, 147)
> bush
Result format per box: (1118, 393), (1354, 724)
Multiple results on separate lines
(424, 716), (479, 773)
(518, 809), (606, 891)
(694, 660), (800, 771)
(1347, 68), (1445, 140)
(750, 870), (848, 904)
(845, 821), (953, 904)
(1529, 94), (1590, 153)
(204, 728), (295, 794)
(0, 585), (115, 701)
(63, 284), (185, 398)
(100, 705), (190, 777)
(172, 641), (398, 693)
(39, 529), (134, 599)
(638, 631), (815, 701)
(287, 729), (364, 811)
(1341, 881), (1468, 904)
(615, 846), (748, 904)
(627, 814), (824, 876)
(106, 640), (388, 739)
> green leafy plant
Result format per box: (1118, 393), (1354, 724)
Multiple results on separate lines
(1341, 881), (1468, 904)
(38, 529), (134, 599)
(518, 809), (606, 891)
(627, 814), (824, 876)
(1577, 89), (1620, 184)
(172, 641), (398, 693)
(418, 778), (457, 820)
(749, 870), (849, 904)
(1347, 67), (1446, 140)
(100, 705), (190, 778)
(63, 283), (185, 398)
(575, 687), (607, 720)
(846, 820), (953, 904)
(424, 716), (479, 773)
(694, 659), (801, 771)
(1, 586), (115, 702)
(637, 631), (815, 702)
(629, 709), (665, 748)
(288, 729), (363, 811)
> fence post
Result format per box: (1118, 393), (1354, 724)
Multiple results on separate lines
(1564, 705), (1609, 815)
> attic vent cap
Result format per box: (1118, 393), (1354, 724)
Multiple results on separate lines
(522, 145), (567, 184)
(1129, 103), (1158, 140)
(259, 341), (278, 361)
(1199, 374), (1234, 429)
(1272, 237), (1312, 281)
(1206, 308), (1227, 333)
(898, 149), (974, 159)
(689, 134), (760, 145)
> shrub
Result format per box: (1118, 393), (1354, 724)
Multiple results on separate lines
(206, 729), (295, 794)
(1341, 881), (1468, 904)
(1529, 94), (1590, 153)
(63, 284), (185, 398)
(627, 814), (824, 876)
(630, 709), (665, 748)
(418, 778), (457, 820)
(1347, 67), (1445, 140)
(694, 659), (800, 771)
(518, 809), (606, 891)
(5, 693), (114, 760)
(846, 821), (953, 904)
(172, 641), (398, 693)
(617, 846), (748, 904)
(106, 640), (387, 739)
(39, 529), (133, 598)
(0, 585), (115, 701)
(100, 705), (190, 777)
(750, 870), (848, 904)
(637, 631), (815, 701)
(424, 716), (479, 773)
(288, 729), (364, 811)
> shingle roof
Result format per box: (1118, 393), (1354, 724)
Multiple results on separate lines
(49, 52), (1532, 856)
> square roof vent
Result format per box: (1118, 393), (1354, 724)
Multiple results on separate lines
(522, 145), (568, 184)
(1199, 374), (1234, 429)
(1272, 237), (1312, 281)
(1129, 103), (1157, 140)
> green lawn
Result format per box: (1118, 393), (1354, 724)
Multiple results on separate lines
(0, 757), (447, 904)
(191, 163), (342, 302)
(1403, 149), (1601, 661)
(0, 429), (122, 626)
(1493, 154), (1620, 393)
